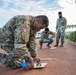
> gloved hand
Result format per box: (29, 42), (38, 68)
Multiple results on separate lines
(59, 26), (65, 32)
(28, 57), (41, 69)
(21, 55), (34, 69)
(22, 61), (34, 69)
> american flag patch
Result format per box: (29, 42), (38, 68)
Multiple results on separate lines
(23, 28), (30, 32)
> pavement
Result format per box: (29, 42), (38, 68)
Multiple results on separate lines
(0, 39), (76, 75)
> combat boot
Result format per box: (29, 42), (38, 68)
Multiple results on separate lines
(54, 44), (58, 47)
(47, 45), (51, 48)
(40, 46), (42, 49)
(47, 42), (51, 48)
(60, 44), (63, 47)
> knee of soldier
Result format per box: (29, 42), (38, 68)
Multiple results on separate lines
(39, 40), (43, 43)
(56, 35), (59, 38)
(60, 34), (64, 38)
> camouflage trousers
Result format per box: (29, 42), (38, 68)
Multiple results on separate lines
(0, 43), (14, 53)
(39, 38), (54, 45)
(0, 43), (32, 68)
(56, 30), (65, 45)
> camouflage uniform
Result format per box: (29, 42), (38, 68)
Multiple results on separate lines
(56, 17), (67, 45)
(0, 15), (37, 68)
(39, 31), (55, 48)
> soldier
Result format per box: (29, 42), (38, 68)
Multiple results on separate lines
(0, 15), (49, 69)
(54, 11), (67, 47)
(39, 28), (55, 49)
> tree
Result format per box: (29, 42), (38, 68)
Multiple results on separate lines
(67, 24), (76, 29)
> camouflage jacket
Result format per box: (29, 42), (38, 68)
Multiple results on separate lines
(41, 31), (55, 40)
(56, 17), (67, 31)
(0, 15), (37, 58)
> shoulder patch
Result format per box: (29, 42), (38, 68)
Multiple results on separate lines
(23, 28), (30, 32)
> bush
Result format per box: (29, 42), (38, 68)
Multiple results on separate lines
(65, 35), (69, 39)
(69, 31), (76, 42)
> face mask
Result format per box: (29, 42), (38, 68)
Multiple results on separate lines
(59, 16), (62, 18)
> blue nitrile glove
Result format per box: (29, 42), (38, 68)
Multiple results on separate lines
(59, 26), (65, 32)
(22, 62), (29, 69)
(48, 38), (52, 41)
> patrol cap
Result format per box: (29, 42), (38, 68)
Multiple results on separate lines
(45, 28), (49, 31)
(58, 11), (62, 14)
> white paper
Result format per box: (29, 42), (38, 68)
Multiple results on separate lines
(34, 63), (47, 68)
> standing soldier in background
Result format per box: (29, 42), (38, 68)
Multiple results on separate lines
(0, 15), (49, 69)
(54, 11), (67, 47)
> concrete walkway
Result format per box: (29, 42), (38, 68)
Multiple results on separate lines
(0, 39), (76, 75)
